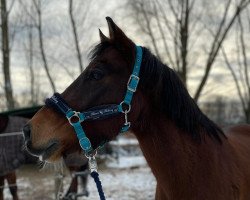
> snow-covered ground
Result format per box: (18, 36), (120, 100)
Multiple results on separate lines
(3, 157), (156, 200)
(3, 137), (155, 199)
(106, 156), (147, 169)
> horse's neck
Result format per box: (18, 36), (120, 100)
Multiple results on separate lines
(133, 116), (231, 198)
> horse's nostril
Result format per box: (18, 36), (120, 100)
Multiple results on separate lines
(23, 124), (31, 141)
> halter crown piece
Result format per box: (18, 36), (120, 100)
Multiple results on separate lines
(45, 45), (143, 200)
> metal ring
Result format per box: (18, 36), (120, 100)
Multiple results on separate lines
(124, 121), (131, 127)
(68, 112), (80, 125)
(119, 101), (131, 114)
(85, 150), (97, 159)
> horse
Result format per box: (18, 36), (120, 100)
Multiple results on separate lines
(0, 114), (89, 200)
(62, 152), (89, 199)
(0, 115), (27, 200)
(23, 17), (250, 200)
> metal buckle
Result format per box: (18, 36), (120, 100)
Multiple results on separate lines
(127, 74), (140, 93)
(85, 149), (97, 159)
(67, 111), (81, 125)
(122, 110), (131, 131)
(88, 156), (98, 172)
(124, 112), (130, 125)
(120, 101), (131, 114)
(85, 150), (98, 172)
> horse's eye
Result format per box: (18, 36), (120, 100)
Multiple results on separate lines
(89, 69), (104, 80)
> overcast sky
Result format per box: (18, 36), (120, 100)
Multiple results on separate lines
(0, 0), (249, 108)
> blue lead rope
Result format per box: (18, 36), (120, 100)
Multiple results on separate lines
(91, 171), (106, 200)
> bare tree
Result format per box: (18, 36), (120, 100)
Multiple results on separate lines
(23, 23), (37, 105)
(194, 0), (250, 101)
(127, 0), (196, 87)
(19, 0), (56, 93)
(68, 0), (91, 73)
(127, 0), (250, 101)
(69, 0), (82, 73)
(222, 14), (250, 123)
(1, 0), (15, 109)
(33, 0), (56, 92)
(128, 1), (162, 60)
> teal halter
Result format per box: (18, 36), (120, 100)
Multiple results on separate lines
(46, 46), (143, 155)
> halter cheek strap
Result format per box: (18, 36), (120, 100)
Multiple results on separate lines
(45, 45), (143, 155)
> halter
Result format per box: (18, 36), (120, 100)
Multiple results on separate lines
(45, 46), (143, 199)
(46, 45), (142, 155)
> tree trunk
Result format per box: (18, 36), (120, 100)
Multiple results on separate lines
(36, 1), (56, 93)
(28, 25), (36, 105)
(1, 0), (15, 109)
(69, 0), (84, 73)
(194, 0), (249, 102)
(179, 0), (189, 87)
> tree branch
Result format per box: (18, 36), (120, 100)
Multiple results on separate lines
(238, 13), (250, 98)
(69, 0), (84, 73)
(194, 0), (250, 101)
(221, 47), (247, 111)
(153, 0), (175, 67)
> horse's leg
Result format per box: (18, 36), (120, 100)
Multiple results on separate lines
(64, 166), (78, 199)
(6, 172), (18, 200)
(0, 176), (4, 200)
(79, 163), (89, 196)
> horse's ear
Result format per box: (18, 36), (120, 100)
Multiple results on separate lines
(99, 29), (109, 42)
(106, 17), (135, 65)
(106, 17), (133, 44)
(106, 17), (118, 39)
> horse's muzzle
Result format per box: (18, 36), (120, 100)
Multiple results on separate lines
(23, 123), (59, 160)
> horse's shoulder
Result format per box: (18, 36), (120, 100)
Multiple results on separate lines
(224, 125), (250, 184)
(224, 124), (250, 159)
(223, 124), (250, 154)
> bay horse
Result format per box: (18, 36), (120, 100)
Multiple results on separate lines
(23, 17), (250, 200)
(0, 115), (27, 200)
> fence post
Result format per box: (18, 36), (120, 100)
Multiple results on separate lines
(54, 161), (64, 200)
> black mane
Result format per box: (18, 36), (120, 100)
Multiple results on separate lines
(140, 47), (225, 143)
(89, 42), (112, 60)
(89, 43), (225, 143)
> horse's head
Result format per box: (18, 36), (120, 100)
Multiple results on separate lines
(23, 17), (145, 162)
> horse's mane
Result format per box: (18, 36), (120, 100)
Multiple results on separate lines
(90, 43), (225, 143)
(140, 48), (225, 143)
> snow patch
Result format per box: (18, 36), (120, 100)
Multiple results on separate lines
(106, 156), (147, 169)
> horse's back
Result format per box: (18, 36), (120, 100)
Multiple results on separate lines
(225, 124), (250, 200)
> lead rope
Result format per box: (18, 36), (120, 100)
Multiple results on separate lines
(88, 154), (106, 200)
(91, 171), (106, 200)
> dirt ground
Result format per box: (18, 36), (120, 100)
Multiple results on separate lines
(3, 162), (156, 200)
